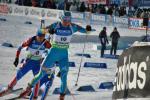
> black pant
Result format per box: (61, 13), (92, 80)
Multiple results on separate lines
(110, 42), (118, 55)
(101, 44), (106, 57)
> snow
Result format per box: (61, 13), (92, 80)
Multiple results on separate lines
(0, 14), (149, 100)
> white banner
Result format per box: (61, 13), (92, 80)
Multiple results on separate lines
(5, 4), (61, 20)
(129, 18), (150, 30)
(92, 14), (106, 22)
(113, 16), (128, 24)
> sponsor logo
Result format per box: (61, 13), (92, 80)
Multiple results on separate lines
(14, 7), (24, 14)
(47, 11), (57, 18)
(71, 12), (83, 19)
(114, 17), (128, 24)
(113, 55), (148, 92)
(8, 6), (12, 14)
(30, 9), (40, 16)
(25, 8), (29, 15)
(92, 14), (105, 21)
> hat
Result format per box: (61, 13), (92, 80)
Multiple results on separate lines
(61, 11), (71, 22)
(64, 11), (71, 17)
(36, 28), (46, 37)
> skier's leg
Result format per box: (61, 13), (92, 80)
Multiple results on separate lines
(19, 48), (57, 98)
(41, 74), (54, 100)
(59, 57), (69, 100)
(31, 62), (41, 99)
(0, 60), (31, 97)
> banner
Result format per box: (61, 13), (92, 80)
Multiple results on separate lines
(0, 4), (9, 14)
(4, 4), (61, 20)
(142, 0), (150, 6)
(112, 44), (150, 99)
(80, 0), (107, 4)
(129, 18), (150, 30)
(113, 16), (128, 24)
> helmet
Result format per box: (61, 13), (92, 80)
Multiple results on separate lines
(36, 28), (46, 37)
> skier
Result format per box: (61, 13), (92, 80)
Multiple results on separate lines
(110, 27), (120, 55)
(30, 62), (59, 100)
(0, 28), (51, 99)
(99, 27), (109, 57)
(18, 11), (92, 100)
(30, 70), (55, 100)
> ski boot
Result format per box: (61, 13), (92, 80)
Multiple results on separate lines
(18, 83), (32, 98)
(59, 94), (65, 100)
(0, 86), (13, 97)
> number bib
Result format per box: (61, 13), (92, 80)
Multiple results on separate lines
(52, 34), (72, 48)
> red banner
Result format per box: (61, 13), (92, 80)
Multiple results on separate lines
(0, 4), (9, 14)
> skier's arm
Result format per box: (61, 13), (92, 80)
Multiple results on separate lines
(15, 37), (32, 58)
(71, 23), (86, 33)
(46, 22), (59, 35)
(14, 37), (32, 67)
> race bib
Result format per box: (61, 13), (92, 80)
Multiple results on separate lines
(53, 34), (72, 45)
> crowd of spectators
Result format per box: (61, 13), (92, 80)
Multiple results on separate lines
(1, 0), (150, 18)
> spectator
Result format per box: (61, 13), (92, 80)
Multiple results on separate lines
(99, 27), (109, 57)
(32, 0), (40, 7)
(23, 0), (32, 6)
(80, 2), (86, 12)
(141, 9), (150, 19)
(69, 2), (77, 12)
(110, 27), (120, 55)
(58, 1), (65, 10)
(42, 0), (56, 9)
(15, 0), (23, 5)
(65, 0), (71, 11)
(100, 6), (106, 14)
(107, 6), (113, 16)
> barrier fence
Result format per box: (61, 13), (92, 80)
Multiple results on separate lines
(0, 3), (150, 30)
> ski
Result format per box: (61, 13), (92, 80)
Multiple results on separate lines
(6, 96), (20, 100)
(0, 87), (23, 97)
(6, 95), (29, 100)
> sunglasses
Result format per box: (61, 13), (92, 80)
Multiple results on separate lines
(62, 16), (71, 22)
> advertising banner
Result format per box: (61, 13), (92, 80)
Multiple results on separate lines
(80, 0), (107, 4)
(112, 44), (150, 99)
(0, 4), (9, 14)
(129, 18), (150, 30)
(113, 16), (128, 24)
(5, 4), (61, 20)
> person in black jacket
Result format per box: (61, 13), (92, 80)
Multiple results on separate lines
(99, 27), (109, 57)
(110, 27), (120, 55)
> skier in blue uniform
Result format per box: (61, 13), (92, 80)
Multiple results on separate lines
(18, 11), (92, 100)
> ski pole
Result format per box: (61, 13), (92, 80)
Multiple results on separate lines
(75, 12), (91, 86)
(75, 34), (88, 86)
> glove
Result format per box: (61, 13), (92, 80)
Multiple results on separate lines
(13, 57), (19, 67)
(56, 71), (61, 77)
(49, 28), (55, 35)
(86, 25), (92, 31)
